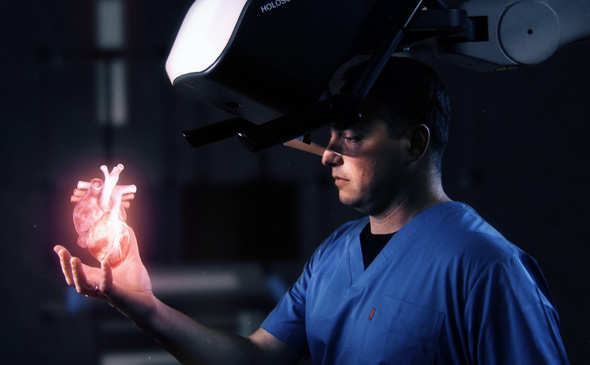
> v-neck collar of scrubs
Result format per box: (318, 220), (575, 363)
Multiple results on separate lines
(347, 202), (452, 286)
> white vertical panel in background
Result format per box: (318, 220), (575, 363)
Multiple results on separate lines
(96, 0), (125, 49)
(95, 0), (128, 126)
(110, 59), (127, 126)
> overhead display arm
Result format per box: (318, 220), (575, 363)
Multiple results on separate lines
(166, 0), (590, 152)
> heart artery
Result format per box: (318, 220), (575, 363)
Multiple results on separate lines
(72, 164), (137, 268)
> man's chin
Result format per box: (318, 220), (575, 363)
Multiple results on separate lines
(339, 194), (369, 214)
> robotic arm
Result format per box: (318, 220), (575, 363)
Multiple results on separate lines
(436, 0), (590, 70)
(165, 0), (590, 152)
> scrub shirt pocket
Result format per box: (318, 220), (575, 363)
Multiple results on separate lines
(360, 295), (444, 364)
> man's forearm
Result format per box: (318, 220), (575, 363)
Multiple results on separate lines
(132, 298), (264, 364)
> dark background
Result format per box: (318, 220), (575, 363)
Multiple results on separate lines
(1, 1), (588, 364)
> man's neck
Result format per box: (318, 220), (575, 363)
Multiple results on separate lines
(369, 182), (450, 235)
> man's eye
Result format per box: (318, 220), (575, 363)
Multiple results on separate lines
(344, 136), (360, 143)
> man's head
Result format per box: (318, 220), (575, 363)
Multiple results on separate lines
(340, 56), (451, 173)
(322, 57), (451, 216)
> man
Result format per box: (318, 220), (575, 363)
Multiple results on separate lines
(54, 57), (568, 364)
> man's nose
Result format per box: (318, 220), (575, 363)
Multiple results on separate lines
(322, 147), (343, 166)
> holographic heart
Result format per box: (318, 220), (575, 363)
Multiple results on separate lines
(72, 164), (136, 268)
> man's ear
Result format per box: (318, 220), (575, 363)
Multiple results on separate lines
(406, 124), (430, 163)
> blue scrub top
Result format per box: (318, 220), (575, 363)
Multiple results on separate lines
(261, 202), (568, 364)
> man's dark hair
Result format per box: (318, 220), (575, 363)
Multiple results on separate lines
(342, 57), (451, 171)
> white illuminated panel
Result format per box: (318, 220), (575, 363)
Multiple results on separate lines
(151, 270), (240, 294)
(95, 60), (128, 126)
(96, 0), (125, 49)
(110, 59), (127, 126)
(94, 0), (128, 126)
(101, 351), (178, 365)
(165, 0), (248, 83)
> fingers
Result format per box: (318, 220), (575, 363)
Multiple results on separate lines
(54, 245), (74, 286)
(71, 257), (99, 297)
(101, 259), (113, 293)
(54, 245), (101, 297)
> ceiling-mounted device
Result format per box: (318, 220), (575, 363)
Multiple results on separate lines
(165, 0), (590, 153)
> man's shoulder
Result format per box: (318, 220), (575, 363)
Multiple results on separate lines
(416, 201), (521, 260)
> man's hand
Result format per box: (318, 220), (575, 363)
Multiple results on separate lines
(54, 227), (156, 319)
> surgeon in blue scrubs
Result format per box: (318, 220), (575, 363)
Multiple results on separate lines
(55, 57), (569, 364)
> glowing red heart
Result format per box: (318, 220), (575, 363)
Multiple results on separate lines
(72, 164), (136, 268)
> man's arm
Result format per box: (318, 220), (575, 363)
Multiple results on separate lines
(465, 254), (569, 364)
(54, 236), (303, 364)
(137, 299), (302, 364)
